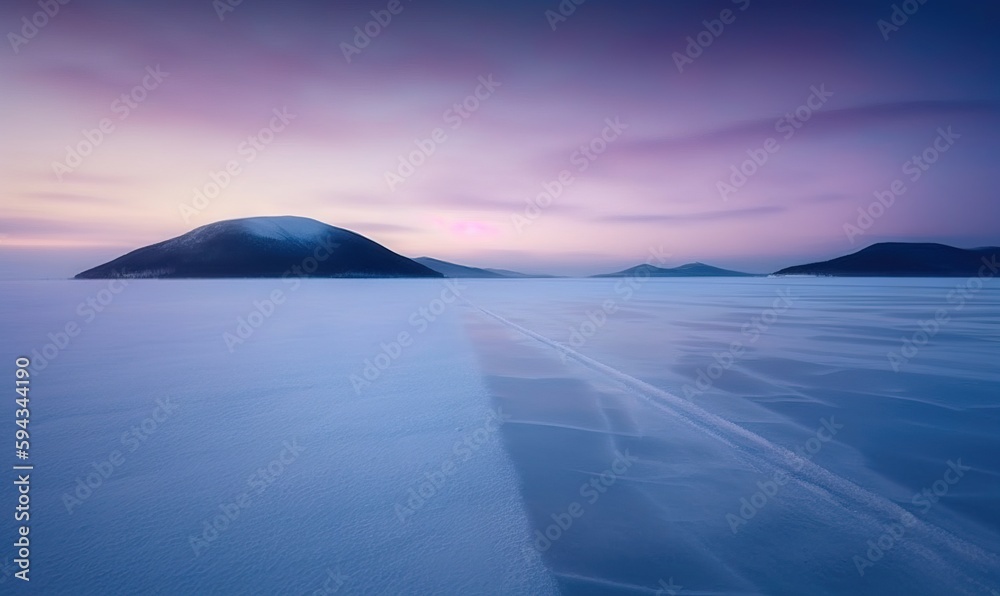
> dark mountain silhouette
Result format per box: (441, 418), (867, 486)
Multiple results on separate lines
(75, 216), (441, 279)
(594, 262), (754, 278)
(774, 243), (1000, 277)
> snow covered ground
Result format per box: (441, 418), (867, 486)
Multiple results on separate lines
(1, 278), (998, 594)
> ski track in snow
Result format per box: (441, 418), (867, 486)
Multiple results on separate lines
(466, 299), (999, 590)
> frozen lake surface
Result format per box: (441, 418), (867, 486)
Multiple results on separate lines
(1, 278), (998, 594)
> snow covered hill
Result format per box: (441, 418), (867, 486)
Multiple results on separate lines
(75, 216), (442, 279)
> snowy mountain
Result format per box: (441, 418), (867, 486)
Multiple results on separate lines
(594, 262), (754, 277)
(774, 242), (1000, 277)
(75, 216), (442, 279)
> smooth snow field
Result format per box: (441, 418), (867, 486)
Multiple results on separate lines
(1, 278), (998, 595)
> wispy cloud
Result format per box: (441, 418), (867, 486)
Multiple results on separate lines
(594, 206), (786, 224)
(612, 100), (1000, 160)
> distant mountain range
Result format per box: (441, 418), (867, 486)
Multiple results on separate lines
(73, 217), (997, 280)
(593, 262), (754, 278)
(413, 257), (553, 278)
(773, 243), (999, 277)
(75, 216), (441, 279)
(481, 267), (558, 279)
(413, 257), (505, 278)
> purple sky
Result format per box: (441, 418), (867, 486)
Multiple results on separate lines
(2, 0), (999, 278)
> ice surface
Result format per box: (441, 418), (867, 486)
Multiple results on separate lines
(0, 278), (997, 594)
(0, 280), (555, 594)
(458, 278), (1000, 594)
